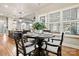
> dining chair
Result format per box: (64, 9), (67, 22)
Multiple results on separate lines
(14, 32), (36, 56)
(43, 32), (64, 56)
(22, 30), (31, 42)
(22, 30), (31, 34)
(43, 30), (51, 33)
(43, 30), (52, 42)
(13, 32), (23, 56)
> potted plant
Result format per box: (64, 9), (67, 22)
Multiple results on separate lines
(32, 22), (45, 33)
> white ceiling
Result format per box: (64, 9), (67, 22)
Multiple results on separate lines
(0, 3), (50, 18)
(0, 3), (78, 19)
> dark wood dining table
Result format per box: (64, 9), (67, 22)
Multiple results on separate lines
(23, 32), (54, 56)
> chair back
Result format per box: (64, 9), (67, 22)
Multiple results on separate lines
(43, 30), (51, 33)
(13, 32), (22, 47)
(45, 32), (64, 56)
(49, 32), (64, 46)
(13, 31), (26, 55)
(60, 32), (64, 46)
(23, 30), (31, 34)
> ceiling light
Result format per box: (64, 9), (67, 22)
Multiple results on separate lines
(29, 24), (32, 26)
(18, 11), (24, 15)
(19, 19), (22, 22)
(4, 5), (8, 8)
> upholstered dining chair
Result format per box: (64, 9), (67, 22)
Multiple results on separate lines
(43, 30), (51, 33)
(14, 32), (36, 56)
(22, 30), (31, 43)
(22, 30), (31, 34)
(42, 32), (64, 56)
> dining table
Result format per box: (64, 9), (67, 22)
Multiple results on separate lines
(23, 32), (54, 56)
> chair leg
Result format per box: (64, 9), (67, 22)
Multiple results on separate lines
(57, 52), (61, 56)
(24, 53), (27, 56)
(46, 51), (49, 56)
(57, 47), (62, 56)
(29, 52), (31, 56)
(59, 49), (62, 56)
(16, 52), (19, 56)
(59, 47), (62, 56)
(16, 49), (19, 56)
(59, 53), (62, 56)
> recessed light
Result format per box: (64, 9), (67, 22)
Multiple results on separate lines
(4, 5), (8, 8)
(29, 24), (32, 27)
(18, 11), (24, 15)
(19, 19), (22, 22)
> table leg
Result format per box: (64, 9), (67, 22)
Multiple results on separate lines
(35, 38), (45, 56)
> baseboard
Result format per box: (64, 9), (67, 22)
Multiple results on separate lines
(63, 43), (79, 49)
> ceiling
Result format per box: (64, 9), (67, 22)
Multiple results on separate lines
(0, 3), (78, 19)
(0, 3), (50, 18)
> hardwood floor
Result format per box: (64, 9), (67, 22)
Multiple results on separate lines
(0, 34), (79, 56)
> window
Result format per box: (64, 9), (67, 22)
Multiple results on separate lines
(39, 6), (79, 35)
(49, 23), (60, 32)
(48, 12), (60, 33)
(63, 22), (78, 35)
(40, 16), (45, 24)
(71, 22), (77, 35)
(70, 8), (77, 20)
(62, 7), (79, 35)
(63, 9), (71, 21)
(49, 12), (60, 22)
(63, 8), (77, 21)
(63, 22), (71, 34)
(76, 22), (79, 34)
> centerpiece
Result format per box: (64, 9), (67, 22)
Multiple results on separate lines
(32, 22), (45, 33)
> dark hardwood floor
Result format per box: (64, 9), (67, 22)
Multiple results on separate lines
(0, 34), (79, 56)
